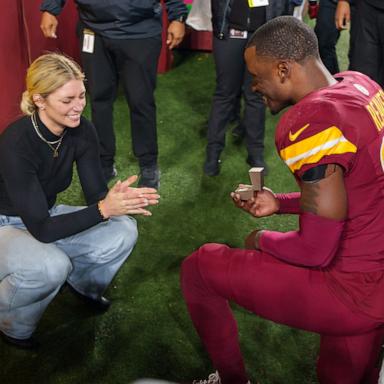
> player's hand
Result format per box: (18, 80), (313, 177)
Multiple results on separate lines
(231, 187), (279, 217)
(166, 21), (185, 49)
(40, 11), (58, 38)
(231, 184), (255, 210)
(244, 229), (264, 250)
(101, 175), (160, 218)
(335, 1), (350, 30)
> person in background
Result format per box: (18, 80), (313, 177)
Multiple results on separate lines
(40, 0), (188, 188)
(336, 0), (383, 87)
(311, 0), (355, 75)
(313, 0), (341, 74)
(0, 53), (159, 349)
(182, 16), (384, 384)
(204, 0), (289, 177)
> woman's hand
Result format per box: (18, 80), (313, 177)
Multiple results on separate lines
(231, 187), (279, 218)
(100, 175), (160, 218)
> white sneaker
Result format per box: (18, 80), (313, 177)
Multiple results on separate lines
(192, 371), (221, 384)
(192, 371), (251, 384)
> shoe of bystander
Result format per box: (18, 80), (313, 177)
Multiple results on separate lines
(138, 165), (160, 189)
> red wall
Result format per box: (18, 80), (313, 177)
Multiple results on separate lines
(0, 0), (176, 133)
(0, 0), (79, 132)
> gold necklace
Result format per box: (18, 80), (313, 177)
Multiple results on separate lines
(31, 113), (66, 158)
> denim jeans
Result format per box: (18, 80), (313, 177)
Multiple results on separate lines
(0, 205), (137, 339)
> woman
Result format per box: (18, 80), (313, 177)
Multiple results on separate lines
(0, 53), (159, 349)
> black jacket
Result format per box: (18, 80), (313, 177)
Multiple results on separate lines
(40, 0), (188, 39)
(211, 0), (290, 39)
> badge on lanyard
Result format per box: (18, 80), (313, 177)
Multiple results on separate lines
(229, 29), (248, 39)
(248, 0), (269, 7)
(82, 29), (95, 54)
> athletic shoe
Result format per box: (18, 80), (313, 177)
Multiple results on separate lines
(192, 371), (221, 384)
(138, 165), (160, 189)
(204, 150), (221, 176)
(192, 371), (251, 384)
(0, 330), (39, 349)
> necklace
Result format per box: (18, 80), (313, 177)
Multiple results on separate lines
(31, 113), (66, 158)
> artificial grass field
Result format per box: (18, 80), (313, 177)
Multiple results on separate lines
(0, 27), (350, 384)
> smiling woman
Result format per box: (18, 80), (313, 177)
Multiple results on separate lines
(21, 54), (86, 136)
(32, 78), (86, 134)
(0, 53), (160, 349)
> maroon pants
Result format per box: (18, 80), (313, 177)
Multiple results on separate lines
(181, 244), (384, 384)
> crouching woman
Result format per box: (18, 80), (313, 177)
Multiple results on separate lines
(0, 53), (159, 348)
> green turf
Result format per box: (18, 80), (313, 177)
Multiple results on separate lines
(0, 30), (350, 384)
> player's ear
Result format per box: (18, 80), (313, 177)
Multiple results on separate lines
(277, 61), (290, 83)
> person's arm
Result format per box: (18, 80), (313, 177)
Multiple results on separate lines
(74, 120), (109, 205)
(0, 147), (105, 243)
(40, 0), (66, 38)
(164, 0), (188, 49)
(275, 192), (301, 214)
(335, 0), (350, 30)
(0, 125), (159, 243)
(40, 0), (66, 15)
(1, 157), (158, 243)
(74, 121), (160, 218)
(253, 164), (347, 267)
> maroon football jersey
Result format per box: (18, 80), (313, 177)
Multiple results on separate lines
(276, 71), (384, 319)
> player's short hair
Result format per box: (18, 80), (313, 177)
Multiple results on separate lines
(247, 16), (320, 63)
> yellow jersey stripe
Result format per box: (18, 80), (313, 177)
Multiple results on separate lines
(281, 126), (343, 159)
(280, 126), (357, 172)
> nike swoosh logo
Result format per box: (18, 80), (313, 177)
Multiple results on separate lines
(289, 123), (310, 142)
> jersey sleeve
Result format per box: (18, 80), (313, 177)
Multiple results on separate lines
(277, 100), (358, 178)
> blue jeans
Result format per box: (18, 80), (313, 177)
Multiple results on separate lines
(0, 205), (137, 339)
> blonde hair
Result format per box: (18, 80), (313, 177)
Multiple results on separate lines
(20, 53), (85, 115)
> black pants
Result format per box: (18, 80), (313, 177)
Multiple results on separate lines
(206, 36), (266, 159)
(80, 28), (162, 168)
(315, 0), (340, 74)
(349, 0), (384, 87)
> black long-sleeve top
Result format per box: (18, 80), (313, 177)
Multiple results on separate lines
(0, 114), (108, 243)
